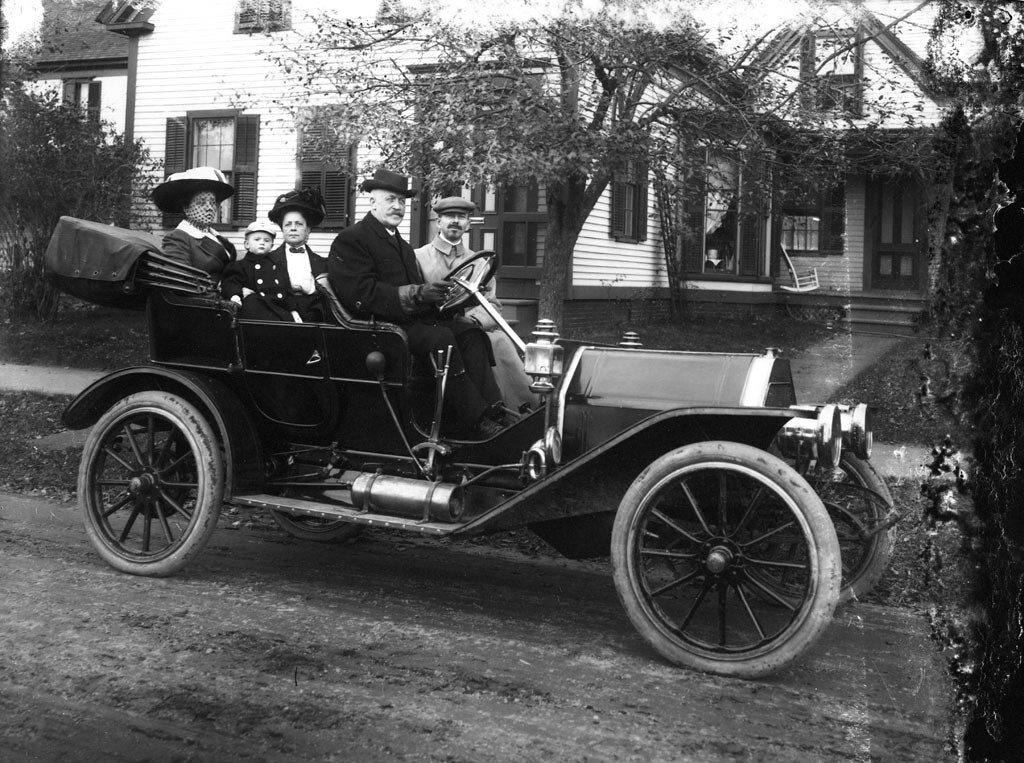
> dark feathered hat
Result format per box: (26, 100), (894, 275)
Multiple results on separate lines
(268, 187), (327, 227)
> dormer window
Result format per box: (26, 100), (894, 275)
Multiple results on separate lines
(235, 0), (291, 34)
(801, 28), (864, 117)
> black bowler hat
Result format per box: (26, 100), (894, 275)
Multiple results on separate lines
(359, 168), (419, 198)
(268, 187), (326, 227)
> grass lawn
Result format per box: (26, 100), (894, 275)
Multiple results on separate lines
(0, 301), (975, 612)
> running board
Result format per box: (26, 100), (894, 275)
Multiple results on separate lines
(228, 493), (456, 536)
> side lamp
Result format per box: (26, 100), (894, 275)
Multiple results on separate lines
(524, 319), (564, 394)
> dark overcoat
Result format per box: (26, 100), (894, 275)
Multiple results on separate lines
(221, 243), (326, 322)
(328, 212), (421, 323)
(162, 226), (236, 280)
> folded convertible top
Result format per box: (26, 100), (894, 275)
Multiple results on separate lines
(44, 216), (216, 309)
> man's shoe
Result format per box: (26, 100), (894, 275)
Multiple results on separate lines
(470, 417), (503, 439)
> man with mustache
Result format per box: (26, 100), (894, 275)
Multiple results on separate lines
(415, 196), (535, 412)
(328, 170), (505, 439)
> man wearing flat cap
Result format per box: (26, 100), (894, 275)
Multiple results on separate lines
(415, 196), (535, 412)
(328, 170), (505, 439)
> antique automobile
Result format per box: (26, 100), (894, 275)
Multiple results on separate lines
(45, 216), (898, 679)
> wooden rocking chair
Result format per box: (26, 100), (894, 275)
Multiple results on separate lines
(778, 245), (820, 293)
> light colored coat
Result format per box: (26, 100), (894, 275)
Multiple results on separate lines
(415, 236), (537, 411)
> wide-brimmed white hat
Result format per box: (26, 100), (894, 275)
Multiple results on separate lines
(152, 167), (234, 213)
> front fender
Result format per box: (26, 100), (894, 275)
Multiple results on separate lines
(458, 406), (798, 535)
(63, 366), (263, 496)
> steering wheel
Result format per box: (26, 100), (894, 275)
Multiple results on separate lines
(439, 250), (498, 313)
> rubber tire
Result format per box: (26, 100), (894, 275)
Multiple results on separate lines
(824, 453), (895, 604)
(79, 391), (224, 577)
(269, 511), (363, 542)
(611, 441), (841, 678)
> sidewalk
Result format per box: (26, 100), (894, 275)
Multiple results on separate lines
(0, 362), (103, 396)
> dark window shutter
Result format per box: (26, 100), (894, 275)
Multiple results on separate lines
(232, 114), (260, 225)
(610, 178), (626, 238)
(298, 120), (354, 229)
(637, 162), (649, 242)
(162, 117), (188, 228)
(822, 184), (846, 255)
(682, 172), (706, 274)
(738, 160), (765, 277)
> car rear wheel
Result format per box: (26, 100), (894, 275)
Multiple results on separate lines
(78, 391), (224, 576)
(269, 511), (362, 542)
(611, 441), (840, 678)
(808, 454), (895, 604)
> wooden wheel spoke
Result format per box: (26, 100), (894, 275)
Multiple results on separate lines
(641, 547), (698, 561)
(151, 498), (178, 545)
(141, 500), (153, 552)
(737, 570), (800, 611)
(102, 444), (137, 473)
(731, 485), (766, 539)
(157, 487), (193, 522)
(732, 582), (768, 640)
(646, 565), (702, 597)
(716, 471), (728, 530)
(158, 450), (194, 477)
(747, 556), (810, 573)
(677, 577), (714, 632)
(651, 508), (704, 545)
(740, 518), (797, 548)
(101, 492), (133, 518)
(116, 503), (143, 543)
(717, 582), (729, 646)
(121, 422), (147, 468)
(678, 479), (713, 535)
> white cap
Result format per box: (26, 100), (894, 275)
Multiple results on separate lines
(244, 218), (280, 238)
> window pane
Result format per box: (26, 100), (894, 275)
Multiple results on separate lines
(191, 117), (234, 223)
(502, 222), (538, 267)
(705, 157), (738, 272)
(783, 215), (820, 251)
(192, 118), (234, 171)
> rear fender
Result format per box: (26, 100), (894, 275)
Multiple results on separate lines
(63, 366), (263, 496)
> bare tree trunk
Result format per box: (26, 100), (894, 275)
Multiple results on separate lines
(539, 176), (591, 332)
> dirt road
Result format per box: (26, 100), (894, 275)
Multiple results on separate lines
(0, 491), (954, 762)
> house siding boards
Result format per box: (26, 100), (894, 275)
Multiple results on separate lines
(127, 0), (668, 299)
(119, 0), (957, 315)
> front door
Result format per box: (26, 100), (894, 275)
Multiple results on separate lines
(865, 176), (924, 291)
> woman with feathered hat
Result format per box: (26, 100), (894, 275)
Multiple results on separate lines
(152, 167), (237, 281)
(221, 187), (329, 322)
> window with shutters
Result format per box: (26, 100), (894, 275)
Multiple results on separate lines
(780, 185), (845, 255)
(610, 161), (648, 243)
(296, 110), (356, 230)
(235, 0), (291, 33)
(162, 110), (260, 229)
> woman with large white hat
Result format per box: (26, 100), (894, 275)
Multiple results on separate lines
(152, 167), (237, 281)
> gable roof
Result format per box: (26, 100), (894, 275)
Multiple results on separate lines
(32, 0), (129, 72)
(752, 2), (937, 99)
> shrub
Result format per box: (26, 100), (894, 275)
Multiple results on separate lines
(0, 79), (154, 319)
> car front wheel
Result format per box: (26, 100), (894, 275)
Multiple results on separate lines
(611, 441), (840, 678)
